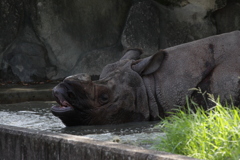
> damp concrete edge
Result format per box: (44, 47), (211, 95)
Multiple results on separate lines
(0, 83), (55, 104)
(0, 124), (198, 160)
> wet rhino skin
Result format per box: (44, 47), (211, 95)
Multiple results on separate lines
(52, 31), (240, 126)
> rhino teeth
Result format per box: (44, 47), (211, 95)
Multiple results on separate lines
(60, 100), (73, 108)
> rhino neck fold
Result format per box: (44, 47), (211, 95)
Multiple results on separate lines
(142, 74), (165, 120)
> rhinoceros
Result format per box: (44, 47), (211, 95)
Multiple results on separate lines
(52, 31), (240, 126)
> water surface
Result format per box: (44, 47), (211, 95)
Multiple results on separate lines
(0, 101), (164, 149)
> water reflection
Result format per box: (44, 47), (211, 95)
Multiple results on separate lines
(0, 101), (163, 149)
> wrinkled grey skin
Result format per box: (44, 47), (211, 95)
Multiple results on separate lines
(52, 31), (240, 126)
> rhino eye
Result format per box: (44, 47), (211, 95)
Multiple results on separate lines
(98, 93), (109, 104)
(67, 92), (76, 99)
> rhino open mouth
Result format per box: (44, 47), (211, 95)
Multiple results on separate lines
(51, 95), (75, 117)
(52, 101), (73, 112)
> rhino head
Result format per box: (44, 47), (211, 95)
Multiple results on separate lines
(51, 49), (165, 126)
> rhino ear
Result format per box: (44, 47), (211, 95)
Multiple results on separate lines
(132, 50), (166, 75)
(120, 49), (142, 60)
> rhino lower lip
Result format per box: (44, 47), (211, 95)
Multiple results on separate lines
(59, 105), (72, 108)
(51, 105), (74, 114)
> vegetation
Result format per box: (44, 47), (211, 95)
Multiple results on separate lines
(153, 93), (240, 160)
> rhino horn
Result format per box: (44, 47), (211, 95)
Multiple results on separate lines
(64, 73), (91, 82)
(63, 73), (95, 100)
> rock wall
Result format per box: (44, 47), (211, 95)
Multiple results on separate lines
(0, 0), (239, 82)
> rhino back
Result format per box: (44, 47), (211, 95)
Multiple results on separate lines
(153, 31), (240, 113)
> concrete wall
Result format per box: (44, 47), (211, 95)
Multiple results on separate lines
(0, 124), (197, 160)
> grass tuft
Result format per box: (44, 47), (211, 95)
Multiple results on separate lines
(153, 94), (240, 160)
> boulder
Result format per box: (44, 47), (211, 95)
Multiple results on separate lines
(121, 1), (161, 57)
(213, 1), (240, 33)
(122, 0), (220, 56)
(34, 0), (132, 79)
(71, 44), (123, 76)
(0, 0), (23, 54)
(1, 15), (55, 82)
(0, 0), (132, 82)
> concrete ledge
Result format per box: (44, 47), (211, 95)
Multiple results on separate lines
(0, 124), (197, 160)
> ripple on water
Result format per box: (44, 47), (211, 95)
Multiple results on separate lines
(0, 101), (164, 149)
(0, 101), (65, 131)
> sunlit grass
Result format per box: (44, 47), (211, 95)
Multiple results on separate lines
(153, 93), (240, 160)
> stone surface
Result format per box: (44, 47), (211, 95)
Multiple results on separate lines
(0, 0), (23, 53)
(213, 1), (240, 33)
(169, 1), (217, 41)
(121, 0), (221, 56)
(34, 0), (131, 79)
(1, 20), (55, 82)
(71, 44), (123, 76)
(121, 1), (161, 56)
(0, 124), (198, 160)
(0, 0), (131, 82)
(0, 0), (239, 82)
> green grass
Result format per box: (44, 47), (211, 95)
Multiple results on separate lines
(153, 95), (240, 160)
